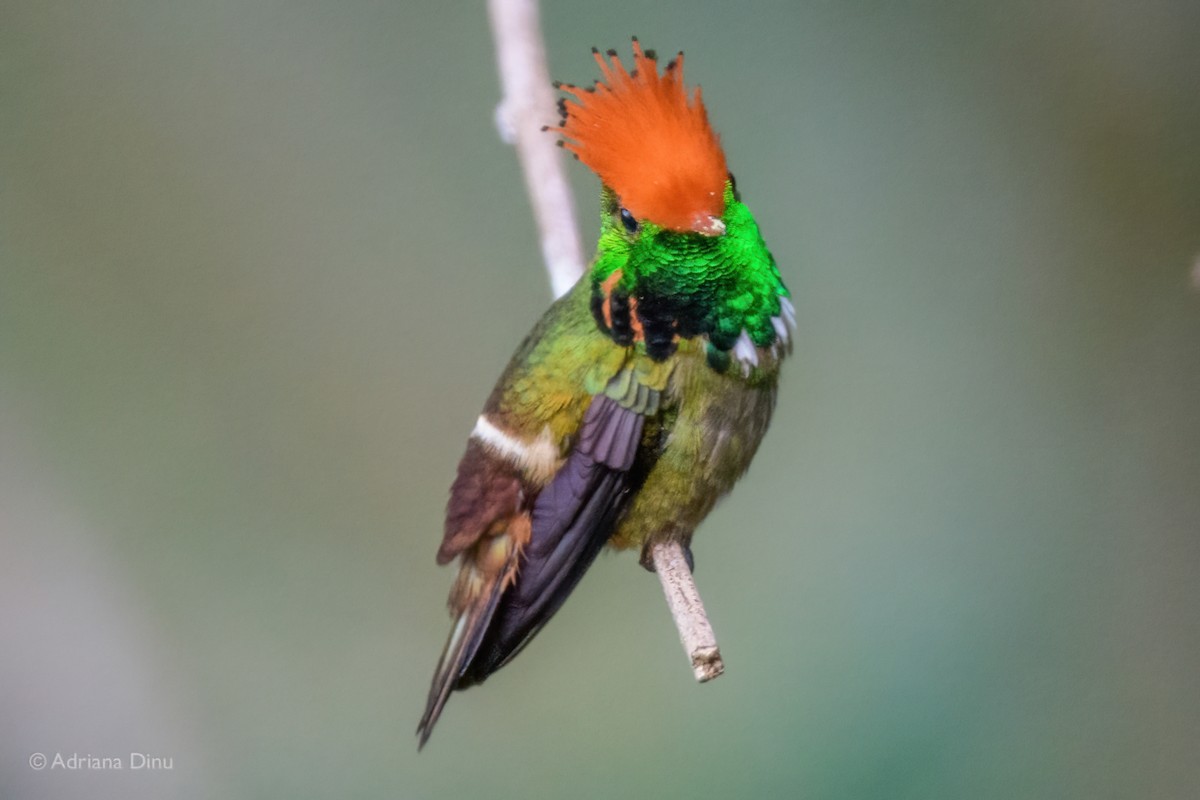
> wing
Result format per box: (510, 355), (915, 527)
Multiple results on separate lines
(418, 393), (653, 747)
(455, 393), (645, 685)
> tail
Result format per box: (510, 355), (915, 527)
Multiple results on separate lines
(416, 572), (504, 749)
(417, 514), (529, 749)
(414, 464), (630, 749)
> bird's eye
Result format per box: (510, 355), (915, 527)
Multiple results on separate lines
(619, 207), (639, 234)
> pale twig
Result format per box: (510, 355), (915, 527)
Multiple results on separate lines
(486, 0), (725, 682)
(487, 0), (586, 299)
(650, 542), (725, 681)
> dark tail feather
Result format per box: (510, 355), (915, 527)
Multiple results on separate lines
(458, 396), (644, 685)
(416, 571), (505, 749)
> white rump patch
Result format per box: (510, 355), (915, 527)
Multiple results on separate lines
(470, 416), (560, 481)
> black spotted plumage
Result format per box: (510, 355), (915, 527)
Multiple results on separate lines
(607, 290), (635, 347)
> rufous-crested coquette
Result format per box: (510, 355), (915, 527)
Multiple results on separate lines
(418, 39), (793, 748)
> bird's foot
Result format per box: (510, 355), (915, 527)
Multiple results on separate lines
(639, 542), (695, 574)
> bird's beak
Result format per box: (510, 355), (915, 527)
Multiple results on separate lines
(692, 215), (726, 237)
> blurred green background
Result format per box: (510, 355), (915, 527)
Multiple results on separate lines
(3, 1), (1198, 798)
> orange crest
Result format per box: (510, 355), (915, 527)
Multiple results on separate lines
(553, 40), (728, 234)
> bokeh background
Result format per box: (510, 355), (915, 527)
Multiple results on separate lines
(3, 1), (1198, 798)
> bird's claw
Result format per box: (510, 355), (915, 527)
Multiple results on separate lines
(639, 542), (695, 574)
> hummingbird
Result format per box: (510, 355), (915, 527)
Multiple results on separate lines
(417, 39), (793, 748)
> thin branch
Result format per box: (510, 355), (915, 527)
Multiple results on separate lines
(650, 542), (725, 681)
(487, 0), (586, 299)
(486, 0), (725, 682)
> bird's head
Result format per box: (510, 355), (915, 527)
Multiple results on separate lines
(550, 40), (789, 354)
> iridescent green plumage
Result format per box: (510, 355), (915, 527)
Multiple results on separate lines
(592, 183), (789, 352)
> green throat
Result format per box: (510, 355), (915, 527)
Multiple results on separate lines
(589, 181), (791, 361)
